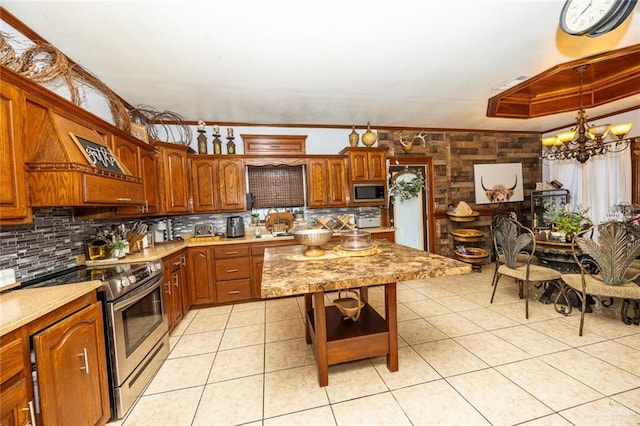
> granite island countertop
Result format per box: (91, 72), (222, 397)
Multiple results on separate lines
(85, 227), (395, 266)
(261, 240), (472, 298)
(0, 281), (103, 336)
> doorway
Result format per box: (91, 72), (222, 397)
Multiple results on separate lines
(388, 156), (436, 252)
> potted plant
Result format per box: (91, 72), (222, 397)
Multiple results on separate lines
(294, 209), (305, 221)
(544, 204), (592, 242)
(250, 212), (260, 226)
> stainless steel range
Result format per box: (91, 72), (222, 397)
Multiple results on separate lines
(22, 261), (169, 420)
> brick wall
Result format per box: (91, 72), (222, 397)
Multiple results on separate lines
(379, 129), (541, 257)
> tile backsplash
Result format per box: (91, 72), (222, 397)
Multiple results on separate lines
(1, 206), (383, 282)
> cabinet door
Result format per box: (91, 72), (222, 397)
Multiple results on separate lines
(191, 159), (218, 212)
(140, 147), (160, 214)
(188, 247), (216, 306)
(162, 265), (177, 331)
(367, 151), (386, 181)
(349, 151), (369, 181)
(218, 159), (246, 211)
(327, 158), (348, 206)
(33, 302), (110, 426)
(0, 378), (32, 426)
(0, 81), (30, 223)
(160, 145), (190, 213)
(112, 136), (140, 177)
(306, 159), (328, 207)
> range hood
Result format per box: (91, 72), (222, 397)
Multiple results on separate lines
(25, 107), (144, 207)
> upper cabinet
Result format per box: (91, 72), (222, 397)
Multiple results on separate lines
(341, 147), (387, 182)
(307, 157), (348, 207)
(113, 136), (160, 216)
(0, 80), (31, 224)
(190, 156), (246, 212)
(156, 142), (191, 214)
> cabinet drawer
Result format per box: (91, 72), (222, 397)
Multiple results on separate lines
(0, 334), (25, 383)
(215, 258), (251, 280)
(216, 280), (252, 303)
(83, 174), (144, 205)
(213, 246), (250, 259)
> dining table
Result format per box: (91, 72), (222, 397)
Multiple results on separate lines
(260, 239), (471, 386)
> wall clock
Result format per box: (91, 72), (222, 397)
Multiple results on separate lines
(559, 0), (638, 37)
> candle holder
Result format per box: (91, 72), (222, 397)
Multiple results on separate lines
(226, 136), (236, 155)
(197, 129), (207, 154)
(212, 127), (222, 155)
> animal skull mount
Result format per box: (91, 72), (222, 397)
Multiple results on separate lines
(398, 130), (428, 153)
(481, 175), (518, 203)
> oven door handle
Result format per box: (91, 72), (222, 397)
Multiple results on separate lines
(112, 278), (162, 312)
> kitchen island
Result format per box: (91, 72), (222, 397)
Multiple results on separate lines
(261, 240), (471, 386)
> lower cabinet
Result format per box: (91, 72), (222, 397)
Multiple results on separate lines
(213, 245), (252, 303)
(33, 301), (110, 426)
(0, 293), (110, 426)
(162, 249), (188, 332)
(187, 246), (216, 306)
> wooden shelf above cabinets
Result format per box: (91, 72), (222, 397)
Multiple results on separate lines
(241, 134), (307, 155)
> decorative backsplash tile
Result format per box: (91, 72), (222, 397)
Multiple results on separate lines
(1, 206), (381, 282)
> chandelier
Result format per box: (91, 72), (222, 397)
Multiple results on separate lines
(541, 65), (637, 164)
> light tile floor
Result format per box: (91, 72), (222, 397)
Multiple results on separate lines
(112, 265), (640, 425)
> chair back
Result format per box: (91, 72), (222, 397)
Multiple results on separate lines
(572, 221), (640, 285)
(492, 215), (534, 268)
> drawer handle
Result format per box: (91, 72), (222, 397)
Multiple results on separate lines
(228, 290), (240, 295)
(226, 268), (239, 273)
(225, 251), (238, 255)
(79, 348), (89, 374)
(116, 197), (132, 202)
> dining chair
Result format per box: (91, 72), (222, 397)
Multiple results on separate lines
(561, 221), (640, 335)
(490, 215), (562, 319)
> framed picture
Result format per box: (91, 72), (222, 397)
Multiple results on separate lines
(474, 163), (524, 204)
(130, 123), (149, 143)
(69, 132), (125, 174)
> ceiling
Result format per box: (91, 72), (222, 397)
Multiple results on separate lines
(2, 1), (640, 133)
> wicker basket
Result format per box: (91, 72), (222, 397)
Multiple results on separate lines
(333, 290), (364, 321)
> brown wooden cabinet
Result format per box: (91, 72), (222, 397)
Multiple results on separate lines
(0, 330), (33, 426)
(162, 250), (188, 332)
(213, 245), (252, 303)
(187, 246), (216, 306)
(114, 136), (160, 216)
(190, 157), (246, 212)
(33, 301), (110, 426)
(372, 231), (395, 243)
(341, 147), (387, 182)
(157, 142), (191, 214)
(250, 240), (296, 298)
(1, 292), (109, 426)
(0, 80), (31, 224)
(306, 157), (348, 207)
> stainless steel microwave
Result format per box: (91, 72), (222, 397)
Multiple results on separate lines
(353, 183), (385, 203)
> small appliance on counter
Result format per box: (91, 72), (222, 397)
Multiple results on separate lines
(356, 216), (381, 228)
(226, 215), (245, 238)
(194, 223), (215, 237)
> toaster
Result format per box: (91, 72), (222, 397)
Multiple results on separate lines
(194, 223), (215, 237)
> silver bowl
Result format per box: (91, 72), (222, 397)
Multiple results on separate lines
(292, 228), (334, 257)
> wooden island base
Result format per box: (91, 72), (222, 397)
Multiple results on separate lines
(304, 283), (398, 386)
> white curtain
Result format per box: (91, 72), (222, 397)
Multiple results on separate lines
(543, 149), (632, 224)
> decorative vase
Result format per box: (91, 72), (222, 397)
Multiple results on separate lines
(361, 121), (377, 147)
(565, 231), (575, 243)
(348, 126), (359, 147)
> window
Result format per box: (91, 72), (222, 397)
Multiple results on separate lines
(247, 165), (305, 208)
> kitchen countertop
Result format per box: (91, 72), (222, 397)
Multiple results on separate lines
(86, 227), (395, 266)
(261, 239), (472, 298)
(0, 280), (102, 336)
